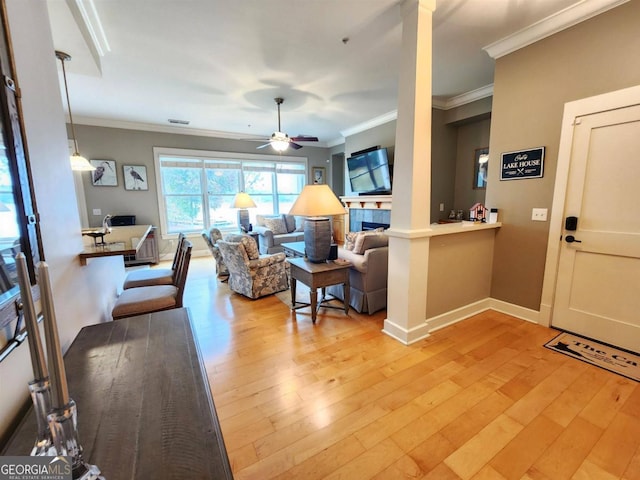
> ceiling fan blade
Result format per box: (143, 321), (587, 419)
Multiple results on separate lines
(290, 142), (303, 150)
(291, 135), (318, 142)
(256, 143), (271, 149)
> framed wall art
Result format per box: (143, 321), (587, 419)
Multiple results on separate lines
(312, 166), (325, 185)
(90, 160), (117, 186)
(123, 165), (148, 191)
(473, 147), (489, 189)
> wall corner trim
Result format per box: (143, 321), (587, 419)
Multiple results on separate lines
(483, 0), (630, 59)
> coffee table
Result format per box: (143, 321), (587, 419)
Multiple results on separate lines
(287, 257), (350, 324)
(281, 241), (305, 258)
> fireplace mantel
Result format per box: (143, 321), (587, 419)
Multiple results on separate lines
(339, 196), (392, 238)
(341, 195), (392, 211)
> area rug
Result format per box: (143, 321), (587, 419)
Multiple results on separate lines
(275, 284), (343, 309)
(544, 332), (639, 382)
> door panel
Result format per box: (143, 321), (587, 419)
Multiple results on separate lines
(552, 104), (640, 353)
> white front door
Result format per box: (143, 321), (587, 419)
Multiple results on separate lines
(552, 103), (640, 353)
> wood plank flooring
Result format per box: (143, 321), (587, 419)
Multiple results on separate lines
(182, 257), (640, 480)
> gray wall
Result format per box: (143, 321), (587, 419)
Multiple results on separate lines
(431, 108), (457, 221)
(487, 0), (640, 310)
(453, 116), (491, 216)
(73, 124), (331, 254)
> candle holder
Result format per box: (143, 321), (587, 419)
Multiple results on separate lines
(28, 378), (55, 456)
(48, 399), (104, 480)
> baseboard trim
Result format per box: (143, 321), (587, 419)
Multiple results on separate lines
(383, 297), (542, 345)
(160, 249), (210, 261)
(487, 298), (540, 324)
(382, 319), (431, 346)
(426, 299), (493, 333)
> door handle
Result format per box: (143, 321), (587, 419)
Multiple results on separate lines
(565, 235), (582, 243)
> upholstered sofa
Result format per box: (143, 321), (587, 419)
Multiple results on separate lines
(253, 214), (305, 254)
(217, 233), (289, 299)
(326, 230), (388, 314)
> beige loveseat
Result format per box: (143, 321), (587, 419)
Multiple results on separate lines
(253, 214), (305, 254)
(326, 230), (388, 314)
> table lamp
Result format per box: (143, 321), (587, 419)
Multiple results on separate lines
(233, 192), (257, 232)
(289, 184), (346, 262)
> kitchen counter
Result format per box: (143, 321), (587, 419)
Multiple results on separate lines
(79, 225), (152, 266)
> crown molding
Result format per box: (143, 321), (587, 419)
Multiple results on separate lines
(73, 83), (495, 146)
(483, 0), (630, 59)
(443, 84), (494, 110)
(340, 110), (398, 138)
(74, 116), (271, 141)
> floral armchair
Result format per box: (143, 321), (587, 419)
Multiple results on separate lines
(217, 235), (289, 299)
(202, 228), (228, 281)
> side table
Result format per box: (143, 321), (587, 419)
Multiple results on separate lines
(247, 231), (260, 250)
(287, 258), (350, 324)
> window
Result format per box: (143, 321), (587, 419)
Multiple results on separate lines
(154, 148), (307, 236)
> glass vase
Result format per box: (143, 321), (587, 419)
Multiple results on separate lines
(48, 399), (104, 480)
(28, 378), (55, 456)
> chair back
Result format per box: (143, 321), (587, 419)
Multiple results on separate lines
(171, 233), (187, 271)
(217, 241), (250, 273)
(173, 240), (192, 308)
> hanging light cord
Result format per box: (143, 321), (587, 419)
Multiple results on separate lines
(56, 51), (79, 155)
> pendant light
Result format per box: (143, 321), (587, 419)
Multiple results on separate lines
(55, 51), (95, 171)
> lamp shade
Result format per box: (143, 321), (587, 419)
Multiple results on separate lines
(288, 184), (346, 217)
(232, 192), (257, 209)
(70, 153), (96, 171)
(289, 185), (345, 263)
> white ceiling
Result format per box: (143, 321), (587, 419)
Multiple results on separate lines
(46, 0), (624, 147)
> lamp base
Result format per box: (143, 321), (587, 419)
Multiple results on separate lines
(237, 209), (250, 232)
(304, 217), (331, 263)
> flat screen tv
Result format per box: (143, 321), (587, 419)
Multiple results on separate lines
(347, 147), (392, 194)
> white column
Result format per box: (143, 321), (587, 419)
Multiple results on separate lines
(383, 0), (435, 344)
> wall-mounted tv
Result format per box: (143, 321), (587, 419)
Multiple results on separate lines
(347, 147), (392, 195)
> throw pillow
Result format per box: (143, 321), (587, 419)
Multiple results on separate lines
(294, 216), (306, 232)
(240, 235), (260, 260)
(360, 232), (388, 252)
(353, 230), (387, 254)
(283, 214), (296, 233)
(263, 217), (288, 235)
(344, 231), (358, 251)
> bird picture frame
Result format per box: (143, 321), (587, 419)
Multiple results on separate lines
(90, 160), (117, 186)
(123, 164), (148, 191)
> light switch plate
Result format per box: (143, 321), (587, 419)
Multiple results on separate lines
(439, 203), (445, 212)
(532, 208), (548, 221)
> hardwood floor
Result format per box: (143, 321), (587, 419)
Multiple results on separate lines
(182, 257), (640, 480)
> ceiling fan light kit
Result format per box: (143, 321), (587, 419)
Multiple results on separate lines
(258, 97), (319, 152)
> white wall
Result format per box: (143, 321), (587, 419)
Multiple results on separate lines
(0, 0), (124, 440)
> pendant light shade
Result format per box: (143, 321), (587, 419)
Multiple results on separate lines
(55, 51), (95, 172)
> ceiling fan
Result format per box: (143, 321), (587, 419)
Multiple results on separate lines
(257, 97), (318, 152)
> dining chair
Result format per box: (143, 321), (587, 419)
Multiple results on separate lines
(111, 240), (192, 320)
(122, 233), (185, 289)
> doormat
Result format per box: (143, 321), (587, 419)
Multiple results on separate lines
(544, 332), (639, 382)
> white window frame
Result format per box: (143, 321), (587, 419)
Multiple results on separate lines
(153, 147), (307, 239)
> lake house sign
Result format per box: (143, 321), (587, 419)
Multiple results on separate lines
(500, 146), (545, 180)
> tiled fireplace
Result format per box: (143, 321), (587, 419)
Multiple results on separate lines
(340, 195), (392, 235)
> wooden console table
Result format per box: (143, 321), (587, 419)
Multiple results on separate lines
(1, 308), (233, 480)
(288, 258), (350, 324)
